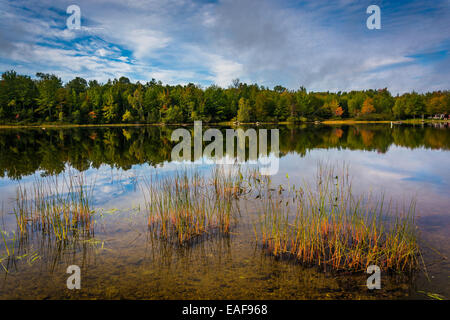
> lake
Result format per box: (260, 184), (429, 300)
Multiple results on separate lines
(0, 123), (449, 299)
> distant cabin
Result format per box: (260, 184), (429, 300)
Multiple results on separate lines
(432, 114), (448, 120)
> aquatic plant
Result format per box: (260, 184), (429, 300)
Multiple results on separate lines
(256, 164), (420, 273)
(13, 173), (95, 241)
(0, 229), (16, 258)
(142, 167), (242, 245)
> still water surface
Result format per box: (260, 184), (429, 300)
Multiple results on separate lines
(0, 123), (448, 299)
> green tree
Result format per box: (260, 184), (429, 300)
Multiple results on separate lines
(36, 73), (63, 121)
(237, 98), (251, 122)
(122, 110), (134, 122)
(163, 105), (184, 123)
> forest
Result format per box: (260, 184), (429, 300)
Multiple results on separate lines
(0, 70), (449, 124)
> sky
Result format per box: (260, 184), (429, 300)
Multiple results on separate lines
(0, 0), (449, 93)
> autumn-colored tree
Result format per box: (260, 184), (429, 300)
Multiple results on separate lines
(326, 99), (341, 117)
(88, 111), (96, 119)
(427, 94), (447, 115)
(361, 98), (375, 114)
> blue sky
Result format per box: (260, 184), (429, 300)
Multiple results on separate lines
(0, 0), (449, 93)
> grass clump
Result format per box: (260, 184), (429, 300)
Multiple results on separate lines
(143, 168), (242, 245)
(256, 164), (420, 273)
(13, 173), (95, 241)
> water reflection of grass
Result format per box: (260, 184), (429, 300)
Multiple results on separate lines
(14, 173), (95, 241)
(256, 164), (420, 273)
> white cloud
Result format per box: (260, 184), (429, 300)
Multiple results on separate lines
(126, 29), (171, 59)
(205, 54), (243, 87)
(0, 0), (448, 91)
(362, 57), (415, 70)
(95, 48), (110, 57)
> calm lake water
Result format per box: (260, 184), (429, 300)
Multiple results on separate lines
(0, 123), (449, 299)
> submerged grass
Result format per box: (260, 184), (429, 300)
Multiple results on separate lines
(0, 229), (17, 273)
(256, 163), (420, 273)
(13, 172), (95, 241)
(1, 173), (96, 273)
(142, 167), (244, 245)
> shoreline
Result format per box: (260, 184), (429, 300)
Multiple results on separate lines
(0, 119), (448, 129)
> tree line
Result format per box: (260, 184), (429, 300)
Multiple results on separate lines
(0, 70), (449, 124)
